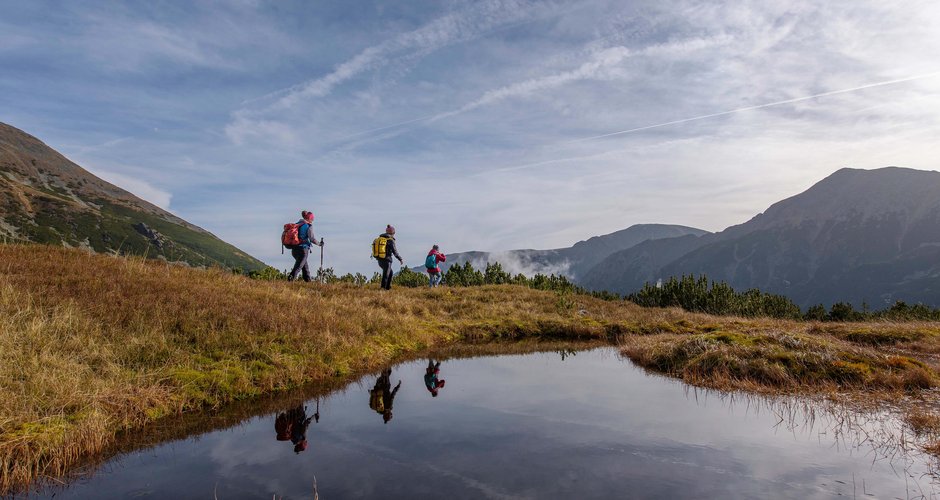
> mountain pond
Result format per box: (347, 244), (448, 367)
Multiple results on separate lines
(32, 345), (940, 499)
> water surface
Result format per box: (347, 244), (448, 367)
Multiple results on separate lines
(40, 347), (939, 499)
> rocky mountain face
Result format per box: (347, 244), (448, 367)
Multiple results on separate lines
(434, 224), (709, 279)
(0, 122), (263, 270)
(581, 167), (940, 308)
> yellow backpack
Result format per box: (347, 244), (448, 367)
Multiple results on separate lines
(372, 236), (388, 259)
(369, 389), (385, 413)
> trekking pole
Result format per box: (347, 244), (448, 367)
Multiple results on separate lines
(319, 237), (325, 283)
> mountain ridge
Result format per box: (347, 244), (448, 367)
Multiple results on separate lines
(0, 122), (264, 270)
(581, 166), (940, 308)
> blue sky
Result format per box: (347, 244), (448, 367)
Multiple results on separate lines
(2, 0), (939, 274)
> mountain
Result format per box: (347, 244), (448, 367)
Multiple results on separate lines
(581, 167), (940, 308)
(430, 224), (709, 279)
(0, 122), (264, 270)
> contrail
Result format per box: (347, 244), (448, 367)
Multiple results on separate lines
(329, 114), (440, 142)
(573, 71), (940, 142)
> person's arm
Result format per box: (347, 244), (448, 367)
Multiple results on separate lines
(438, 252), (446, 263)
(389, 239), (403, 262)
(307, 225), (321, 246)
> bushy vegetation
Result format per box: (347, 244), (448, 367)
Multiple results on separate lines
(628, 275), (802, 319)
(244, 260), (621, 300)
(444, 262), (584, 294)
(804, 300), (940, 322)
(630, 275), (940, 322)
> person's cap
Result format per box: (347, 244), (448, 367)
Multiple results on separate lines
(432, 244), (439, 250)
(386, 225), (395, 234)
(302, 211), (314, 222)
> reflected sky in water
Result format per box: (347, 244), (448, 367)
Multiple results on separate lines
(41, 348), (939, 499)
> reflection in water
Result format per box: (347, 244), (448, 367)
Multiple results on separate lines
(274, 400), (319, 453)
(557, 348), (578, 361)
(369, 368), (401, 424)
(683, 386), (940, 484)
(424, 359), (446, 397)
(26, 347), (940, 499)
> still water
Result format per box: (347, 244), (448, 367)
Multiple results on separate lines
(40, 347), (939, 499)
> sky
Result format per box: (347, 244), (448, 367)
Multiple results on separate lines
(2, 0), (940, 274)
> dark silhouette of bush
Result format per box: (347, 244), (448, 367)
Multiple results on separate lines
(627, 275), (801, 319)
(827, 302), (862, 322)
(804, 304), (827, 321)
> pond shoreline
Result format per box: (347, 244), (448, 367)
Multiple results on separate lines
(32, 346), (940, 499)
(5, 245), (940, 495)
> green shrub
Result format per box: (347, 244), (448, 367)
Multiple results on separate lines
(626, 275), (801, 319)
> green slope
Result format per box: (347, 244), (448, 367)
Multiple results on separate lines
(0, 122), (264, 271)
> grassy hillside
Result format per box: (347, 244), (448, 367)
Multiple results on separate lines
(0, 121), (264, 271)
(3, 244), (940, 493)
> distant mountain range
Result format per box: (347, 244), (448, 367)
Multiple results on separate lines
(0, 122), (263, 270)
(425, 224), (709, 279)
(581, 167), (940, 308)
(444, 167), (940, 309)
(4, 122), (936, 308)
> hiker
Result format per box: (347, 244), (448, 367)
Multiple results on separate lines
(372, 225), (403, 290)
(369, 368), (401, 424)
(424, 359), (446, 397)
(274, 404), (315, 453)
(425, 245), (446, 287)
(287, 210), (323, 282)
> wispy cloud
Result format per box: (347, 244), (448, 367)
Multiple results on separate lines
(573, 70), (940, 142)
(4, 0), (940, 274)
(226, 0), (550, 145)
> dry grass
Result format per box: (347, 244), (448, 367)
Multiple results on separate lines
(620, 324), (940, 392)
(5, 243), (940, 493)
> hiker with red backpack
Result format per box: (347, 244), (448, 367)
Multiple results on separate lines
(425, 245), (446, 287)
(274, 403), (318, 454)
(283, 210), (322, 282)
(371, 225), (403, 290)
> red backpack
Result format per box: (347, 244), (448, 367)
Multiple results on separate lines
(281, 223), (303, 252)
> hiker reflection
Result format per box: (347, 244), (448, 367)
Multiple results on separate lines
(369, 368), (401, 424)
(424, 359), (446, 397)
(274, 402), (318, 453)
(557, 349), (577, 361)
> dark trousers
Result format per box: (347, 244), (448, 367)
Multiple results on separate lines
(289, 246), (311, 282)
(378, 259), (393, 290)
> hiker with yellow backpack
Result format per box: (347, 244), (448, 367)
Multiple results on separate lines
(369, 368), (401, 424)
(371, 225), (403, 290)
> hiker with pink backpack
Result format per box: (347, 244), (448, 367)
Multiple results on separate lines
(281, 210), (323, 282)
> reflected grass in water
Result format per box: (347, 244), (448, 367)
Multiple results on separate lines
(38, 348), (940, 499)
(25, 340), (605, 497)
